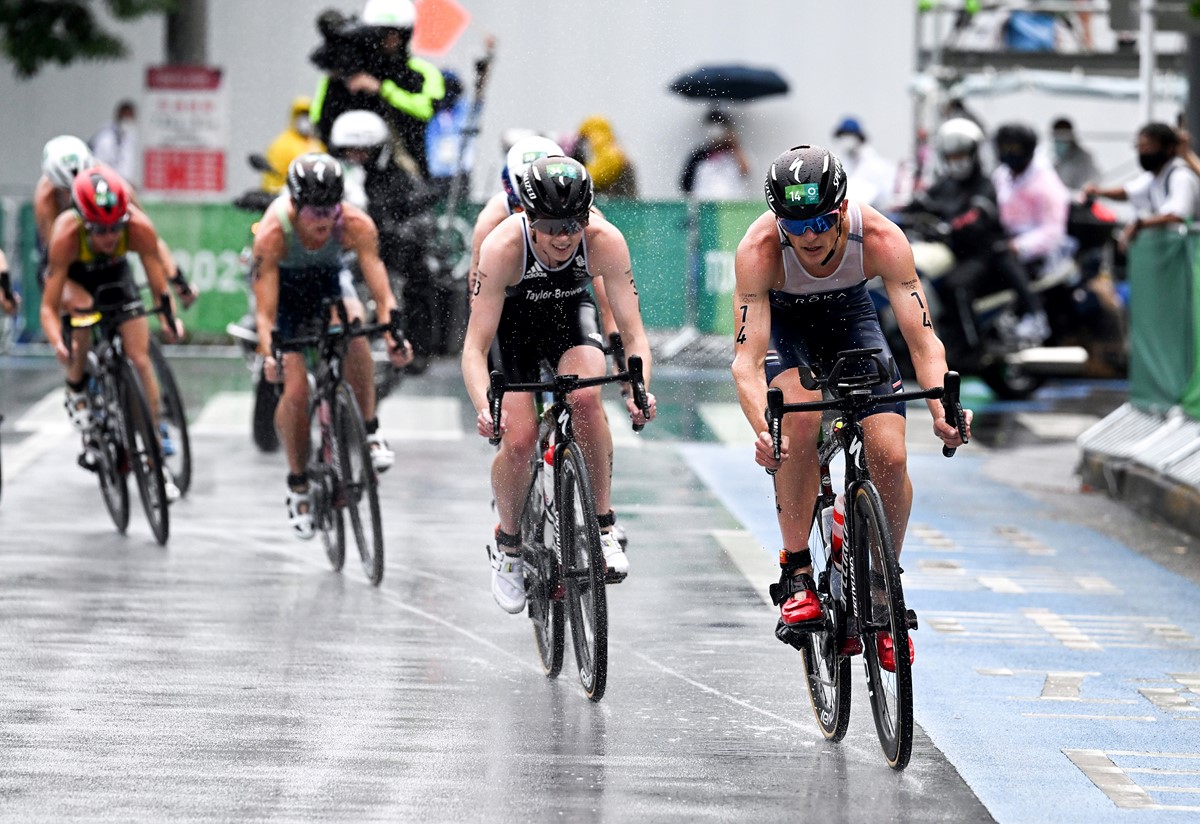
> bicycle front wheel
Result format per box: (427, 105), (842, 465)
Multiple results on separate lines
(95, 373), (130, 533)
(522, 465), (564, 678)
(852, 481), (913, 770)
(558, 442), (608, 702)
(149, 340), (192, 496)
(333, 383), (384, 586)
(118, 358), (169, 545)
(801, 497), (851, 742)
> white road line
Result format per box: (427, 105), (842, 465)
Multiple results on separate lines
(711, 528), (774, 607)
(2, 389), (75, 480)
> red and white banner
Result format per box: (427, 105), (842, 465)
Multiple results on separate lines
(143, 65), (228, 197)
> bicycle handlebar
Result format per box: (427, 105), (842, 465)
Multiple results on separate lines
(61, 292), (172, 358)
(271, 299), (406, 362)
(487, 354), (651, 444)
(764, 348), (965, 469)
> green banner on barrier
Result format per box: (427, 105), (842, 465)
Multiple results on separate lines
(1128, 227), (1195, 412)
(592, 199), (690, 330)
(696, 201), (762, 334)
(1179, 235), (1200, 419)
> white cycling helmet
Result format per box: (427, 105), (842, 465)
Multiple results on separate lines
(504, 135), (564, 195)
(362, 0), (415, 27)
(330, 110), (390, 151)
(42, 135), (95, 189)
(934, 118), (985, 181)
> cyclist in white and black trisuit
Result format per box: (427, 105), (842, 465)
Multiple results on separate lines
(462, 155), (656, 615)
(731, 144), (971, 668)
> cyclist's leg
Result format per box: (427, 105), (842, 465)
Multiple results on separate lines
(61, 284), (96, 429)
(492, 391), (538, 536)
(557, 344), (612, 515)
(861, 411), (911, 555)
(340, 297), (376, 422)
(276, 351), (312, 479)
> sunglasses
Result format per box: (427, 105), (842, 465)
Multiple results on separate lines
(85, 220), (126, 237)
(300, 204), (341, 221)
(530, 215), (588, 236)
(778, 210), (840, 236)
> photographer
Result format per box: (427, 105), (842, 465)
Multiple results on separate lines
(309, 0), (445, 180)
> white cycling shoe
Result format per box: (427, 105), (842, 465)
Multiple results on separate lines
(601, 531), (629, 582)
(489, 540), (526, 614)
(367, 433), (394, 474)
(64, 389), (93, 432)
(163, 470), (181, 504)
(287, 487), (315, 540)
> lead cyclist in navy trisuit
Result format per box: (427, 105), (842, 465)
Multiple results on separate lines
(731, 144), (972, 666)
(462, 155), (656, 615)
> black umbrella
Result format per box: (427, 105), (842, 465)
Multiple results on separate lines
(669, 65), (790, 102)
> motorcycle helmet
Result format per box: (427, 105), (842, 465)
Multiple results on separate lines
(764, 145), (847, 221)
(519, 155), (594, 221)
(330, 110), (389, 152)
(72, 166), (129, 227)
(994, 123), (1038, 175)
(935, 118), (984, 181)
(503, 135), (564, 208)
(287, 152), (345, 208)
(42, 135), (96, 190)
(362, 0), (415, 28)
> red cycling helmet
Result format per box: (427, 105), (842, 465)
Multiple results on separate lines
(72, 166), (129, 228)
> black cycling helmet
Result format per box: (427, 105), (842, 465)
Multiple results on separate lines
(764, 144), (847, 220)
(994, 123), (1038, 174)
(519, 155), (594, 220)
(287, 152), (344, 208)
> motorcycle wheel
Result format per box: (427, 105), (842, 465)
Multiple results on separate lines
(253, 375), (282, 453)
(980, 361), (1043, 401)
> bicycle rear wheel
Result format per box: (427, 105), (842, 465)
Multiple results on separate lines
(310, 399), (345, 571)
(800, 497), (851, 742)
(333, 383), (384, 586)
(522, 465), (564, 678)
(118, 358), (169, 545)
(558, 442), (608, 701)
(852, 481), (913, 770)
(95, 373), (130, 533)
(149, 340), (192, 495)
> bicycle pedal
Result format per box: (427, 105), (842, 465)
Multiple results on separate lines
(774, 619), (807, 651)
(839, 636), (864, 656)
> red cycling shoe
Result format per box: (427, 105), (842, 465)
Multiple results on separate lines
(876, 632), (915, 673)
(781, 588), (821, 624)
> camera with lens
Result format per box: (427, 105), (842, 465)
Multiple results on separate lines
(309, 9), (385, 78)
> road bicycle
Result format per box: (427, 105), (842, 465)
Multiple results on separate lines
(487, 356), (650, 702)
(273, 299), (404, 587)
(64, 285), (178, 546)
(765, 347), (966, 770)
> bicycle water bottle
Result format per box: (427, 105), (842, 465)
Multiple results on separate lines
(542, 446), (556, 543)
(829, 493), (846, 601)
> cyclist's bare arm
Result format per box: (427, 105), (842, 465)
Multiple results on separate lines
(462, 217), (524, 425)
(468, 192), (509, 306)
(40, 213), (87, 357)
(33, 177), (63, 247)
(731, 212), (786, 464)
(863, 207), (970, 446)
(251, 214), (285, 361)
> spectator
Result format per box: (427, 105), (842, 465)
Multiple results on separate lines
(310, 0), (446, 180)
(575, 115), (638, 198)
(425, 69), (475, 198)
(89, 99), (139, 187)
(1050, 117), (1099, 192)
(833, 116), (899, 212)
(679, 108), (750, 200)
(1086, 122), (1200, 252)
(262, 96), (325, 193)
(992, 122), (1072, 269)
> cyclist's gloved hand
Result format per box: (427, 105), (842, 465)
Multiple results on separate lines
(755, 430), (788, 472)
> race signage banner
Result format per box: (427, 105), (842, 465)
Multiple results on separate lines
(143, 65), (227, 197)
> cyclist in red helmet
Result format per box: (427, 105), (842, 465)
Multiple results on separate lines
(731, 144), (971, 665)
(39, 166), (184, 499)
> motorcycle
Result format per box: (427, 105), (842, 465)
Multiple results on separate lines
(879, 208), (1119, 399)
(228, 153), (403, 453)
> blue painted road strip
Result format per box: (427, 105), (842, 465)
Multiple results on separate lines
(679, 442), (1200, 823)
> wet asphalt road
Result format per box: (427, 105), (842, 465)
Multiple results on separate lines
(2, 351), (1197, 822)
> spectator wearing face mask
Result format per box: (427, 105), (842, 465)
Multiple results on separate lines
(832, 116), (899, 212)
(992, 122), (1072, 268)
(262, 97), (326, 193)
(1050, 117), (1099, 193)
(679, 108), (750, 200)
(89, 100), (139, 188)
(1084, 122), (1200, 252)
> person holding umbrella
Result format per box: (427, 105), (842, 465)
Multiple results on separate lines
(729, 144), (970, 660)
(679, 108), (751, 200)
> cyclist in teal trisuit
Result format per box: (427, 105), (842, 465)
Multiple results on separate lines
(731, 144), (971, 666)
(252, 153), (412, 539)
(462, 156), (656, 614)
